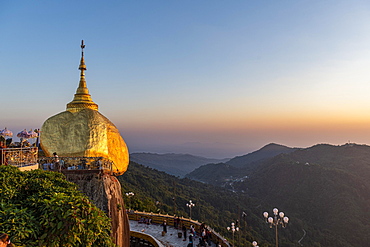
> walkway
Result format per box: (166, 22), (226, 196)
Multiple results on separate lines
(130, 220), (218, 247)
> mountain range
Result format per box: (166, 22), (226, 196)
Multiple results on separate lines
(236, 143), (370, 247)
(186, 143), (299, 184)
(128, 142), (370, 246)
(129, 152), (229, 177)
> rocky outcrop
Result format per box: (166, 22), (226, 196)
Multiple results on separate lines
(41, 108), (129, 175)
(64, 170), (130, 247)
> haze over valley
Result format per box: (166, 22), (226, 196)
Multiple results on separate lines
(128, 142), (370, 246)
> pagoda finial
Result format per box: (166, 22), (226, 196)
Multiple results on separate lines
(81, 40), (85, 56)
(79, 40), (87, 72)
(66, 40), (98, 112)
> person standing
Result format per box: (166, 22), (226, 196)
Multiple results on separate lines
(173, 217), (177, 229)
(97, 158), (103, 169)
(190, 224), (196, 236)
(188, 233), (194, 247)
(161, 220), (167, 234)
(182, 224), (187, 241)
(59, 159), (65, 170)
(174, 216), (180, 229)
(53, 152), (59, 171)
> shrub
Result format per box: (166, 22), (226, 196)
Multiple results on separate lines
(0, 166), (116, 247)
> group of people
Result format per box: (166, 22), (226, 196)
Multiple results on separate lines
(138, 217), (152, 225)
(163, 218), (213, 247)
(0, 138), (26, 148)
(185, 223), (213, 247)
(41, 153), (104, 171)
(198, 223), (213, 247)
(41, 152), (63, 171)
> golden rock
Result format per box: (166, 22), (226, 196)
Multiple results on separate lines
(40, 41), (129, 175)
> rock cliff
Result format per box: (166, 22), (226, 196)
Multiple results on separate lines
(64, 170), (130, 247)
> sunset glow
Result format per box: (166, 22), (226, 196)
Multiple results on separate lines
(2, 1), (370, 158)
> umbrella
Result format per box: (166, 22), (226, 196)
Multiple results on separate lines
(17, 129), (34, 149)
(17, 129), (31, 139)
(27, 129), (39, 146)
(0, 127), (13, 138)
(28, 129), (38, 139)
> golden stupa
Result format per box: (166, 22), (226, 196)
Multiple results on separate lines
(40, 41), (129, 175)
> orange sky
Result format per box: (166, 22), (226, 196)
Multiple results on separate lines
(3, 1), (370, 158)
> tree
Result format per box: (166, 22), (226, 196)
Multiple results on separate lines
(0, 166), (116, 247)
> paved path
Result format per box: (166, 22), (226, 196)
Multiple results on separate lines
(130, 220), (217, 247)
(298, 229), (306, 246)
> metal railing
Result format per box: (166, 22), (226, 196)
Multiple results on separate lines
(130, 231), (164, 247)
(0, 147), (38, 167)
(128, 210), (231, 247)
(37, 156), (119, 174)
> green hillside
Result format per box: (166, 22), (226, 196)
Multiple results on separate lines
(186, 143), (298, 185)
(186, 163), (242, 185)
(119, 161), (313, 247)
(234, 144), (370, 247)
(127, 143), (370, 247)
(130, 152), (228, 177)
(226, 143), (299, 168)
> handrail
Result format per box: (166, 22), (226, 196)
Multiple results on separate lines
(38, 156), (116, 174)
(0, 147), (38, 167)
(130, 231), (165, 247)
(128, 210), (230, 247)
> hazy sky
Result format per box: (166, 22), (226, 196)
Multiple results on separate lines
(2, 1), (370, 158)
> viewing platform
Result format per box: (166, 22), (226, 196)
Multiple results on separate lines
(0, 146), (39, 171)
(38, 156), (120, 175)
(0, 147), (121, 175)
(128, 211), (230, 247)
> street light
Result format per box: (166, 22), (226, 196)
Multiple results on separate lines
(227, 222), (239, 246)
(263, 208), (289, 247)
(252, 241), (259, 247)
(186, 200), (195, 219)
(125, 192), (135, 209)
(172, 197), (177, 215)
(125, 192), (135, 197)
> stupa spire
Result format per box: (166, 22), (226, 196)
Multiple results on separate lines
(66, 40), (98, 112)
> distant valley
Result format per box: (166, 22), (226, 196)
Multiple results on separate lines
(187, 143), (299, 184)
(129, 152), (229, 177)
(128, 142), (370, 246)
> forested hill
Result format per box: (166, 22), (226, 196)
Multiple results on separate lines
(149, 143), (370, 246)
(118, 159), (362, 247)
(118, 161), (305, 246)
(186, 143), (298, 185)
(226, 143), (299, 168)
(233, 143), (370, 247)
(130, 152), (229, 177)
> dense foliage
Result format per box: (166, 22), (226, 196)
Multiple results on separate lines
(187, 143), (370, 246)
(187, 143), (298, 186)
(0, 166), (115, 247)
(239, 145), (370, 247)
(119, 161), (302, 247)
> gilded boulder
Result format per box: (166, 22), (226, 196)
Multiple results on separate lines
(40, 108), (129, 175)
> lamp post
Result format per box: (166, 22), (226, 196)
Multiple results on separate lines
(227, 222), (239, 246)
(252, 241), (259, 247)
(172, 197), (177, 215)
(186, 200), (195, 219)
(125, 192), (135, 209)
(263, 208), (289, 247)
